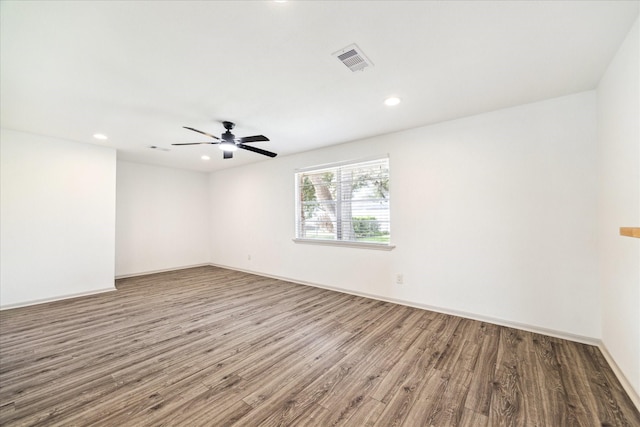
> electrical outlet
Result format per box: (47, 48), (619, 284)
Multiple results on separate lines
(247, 254), (251, 261)
(395, 273), (403, 284)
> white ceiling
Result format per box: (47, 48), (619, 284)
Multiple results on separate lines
(1, 1), (638, 172)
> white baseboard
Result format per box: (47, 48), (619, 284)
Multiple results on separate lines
(0, 287), (116, 311)
(208, 263), (598, 345)
(599, 343), (640, 410)
(7, 264), (635, 411)
(115, 263), (211, 280)
(209, 263), (640, 411)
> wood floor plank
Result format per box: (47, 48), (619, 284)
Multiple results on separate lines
(462, 322), (500, 418)
(553, 339), (607, 425)
(488, 327), (527, 427)
(371, 314), (461, 404)
(282, 307), (424, 425)
(424, 369), (474, 426)
(459, 406), (489, 427)
(233, 350), (348, 426)
(578, 345), (640, 426)
(318, 309), (427, 412)
(0, 266), (638, 426)
(339, 396), (386, 426)
(373, 315), (463, 425)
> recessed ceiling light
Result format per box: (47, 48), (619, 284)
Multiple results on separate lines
(93, 133), (108, 140)
(201, 155), (211, 160)
(384, 97), (401, 107)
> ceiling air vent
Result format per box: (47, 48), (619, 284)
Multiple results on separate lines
(333, 43), (373, 72)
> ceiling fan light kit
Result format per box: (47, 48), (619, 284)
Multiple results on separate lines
(219, 142), (238, 152)
(173, 121), (277, 160)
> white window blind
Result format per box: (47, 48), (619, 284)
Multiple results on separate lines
(295, 157), (390, 246)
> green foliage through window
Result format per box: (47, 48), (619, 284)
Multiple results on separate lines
(295, 157), (390, 244)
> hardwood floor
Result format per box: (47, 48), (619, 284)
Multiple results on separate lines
(0, 266), (638, 426)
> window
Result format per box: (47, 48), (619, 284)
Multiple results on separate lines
(295, 157), (391, 248)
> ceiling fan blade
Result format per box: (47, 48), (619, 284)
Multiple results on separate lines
(238, 135), (269, 143)
(223, 151), (233, 159)
(183, 126), (220, 140)
(238, 143), (277, 158)
(172, 142), (219, 146)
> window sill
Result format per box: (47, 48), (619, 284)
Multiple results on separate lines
(292, 238), (396, 251)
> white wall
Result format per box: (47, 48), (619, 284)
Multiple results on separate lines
(597, 18), (640, 397)
(115, 161), (210, 277)
(0, 128), (116, 308)
(210, 91), (600, 339)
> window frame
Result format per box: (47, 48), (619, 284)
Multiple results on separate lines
(293, 156), (394, 251)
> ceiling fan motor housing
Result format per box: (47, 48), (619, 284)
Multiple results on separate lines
(174, 121), (276, 158)
(222, 121), (236, 142)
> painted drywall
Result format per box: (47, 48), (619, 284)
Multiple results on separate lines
(115, 161), (210, 277)
(0, 128), (116, 308)
(597, 17), (640, 397)
(209, 91), (600, 339)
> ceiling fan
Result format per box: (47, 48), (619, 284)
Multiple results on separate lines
(172, 121), (277, 159)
